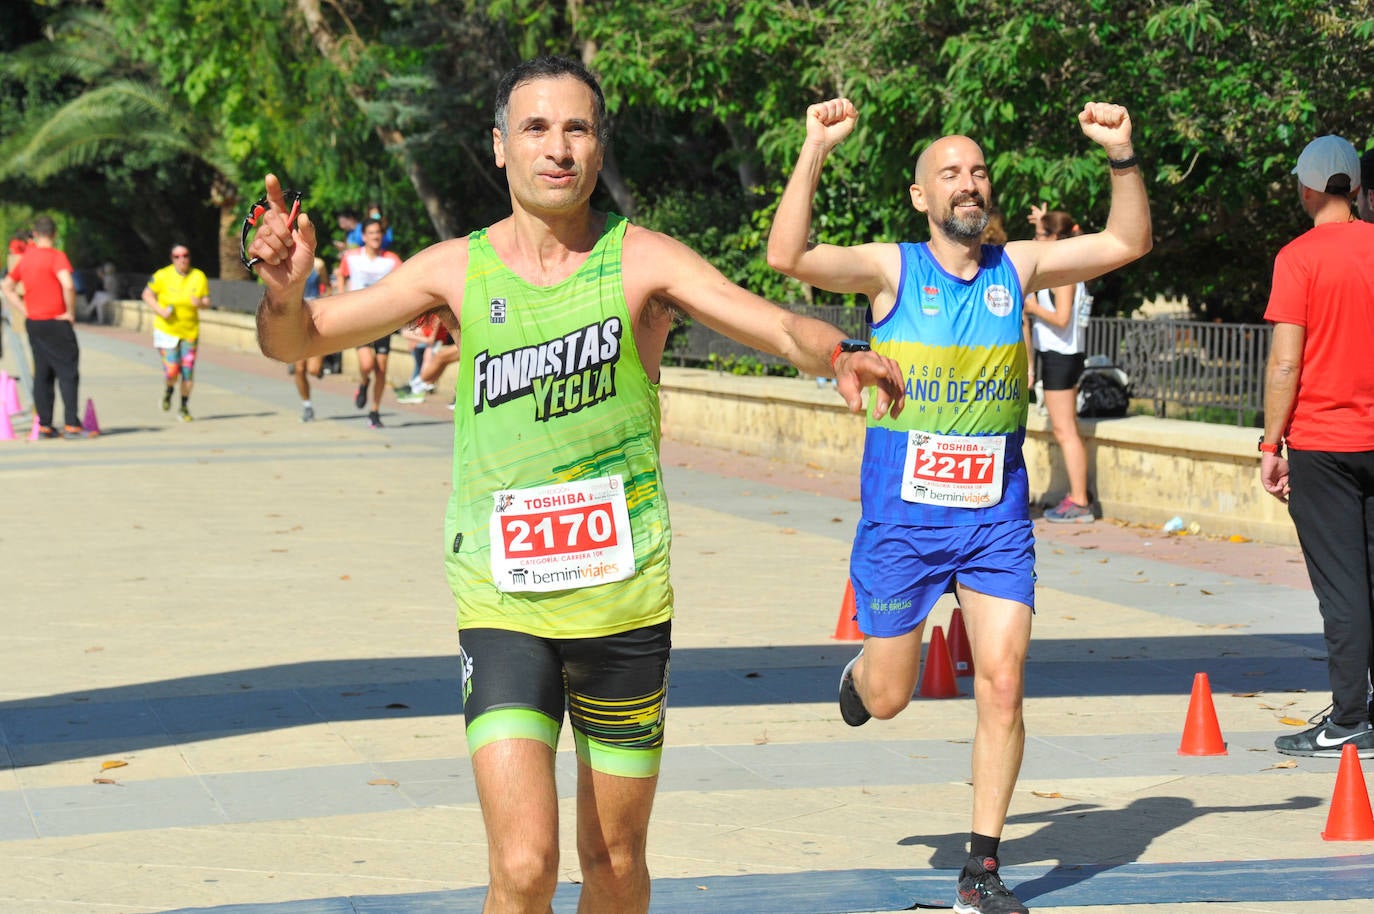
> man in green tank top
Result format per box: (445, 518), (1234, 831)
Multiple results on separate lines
(250, 55), (905, 914)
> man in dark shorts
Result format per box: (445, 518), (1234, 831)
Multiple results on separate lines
(249, 55), (905, 914)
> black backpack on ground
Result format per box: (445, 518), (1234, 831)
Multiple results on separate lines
(1077, 365), (1130, 418)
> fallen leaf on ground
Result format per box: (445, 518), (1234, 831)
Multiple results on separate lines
(1032, 791), (1065, 799)
(1229, 535), (1250, 543)
(100, 760), (127, 771)
(93, 777), (118, 785)
(1278, 717), (1308, 727)
(368, 778), (398, 787)
(1266, 760), (1299, 770)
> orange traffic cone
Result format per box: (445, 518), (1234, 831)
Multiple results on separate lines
(81, 398), (101, 435)
(1322, 743), (1374, 841)
(833, 580), (862, 641)
(918, 625), (960, 698)
(27, 414), (41, 441)
(0, 410), (13, 441)
(948, 605), (974, 677)
(1178, 672), (1227, 756)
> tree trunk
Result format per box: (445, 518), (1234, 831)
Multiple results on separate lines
(294, 0), (461, 239)
(575, 26), (637, 217)
(209, 174), (248, 279)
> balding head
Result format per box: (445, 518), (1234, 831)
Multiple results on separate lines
(910, 135), (993, 244)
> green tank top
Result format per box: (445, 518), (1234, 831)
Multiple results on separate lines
(444, 214), (673, 637)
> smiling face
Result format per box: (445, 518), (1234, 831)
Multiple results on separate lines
(910, 136), (992, 243)
(492, 75), (605, 217)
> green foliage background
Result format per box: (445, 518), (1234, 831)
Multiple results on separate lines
(2, 0), (1371, 321)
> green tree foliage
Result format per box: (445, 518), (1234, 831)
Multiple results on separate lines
(2, 0), (1371, 319)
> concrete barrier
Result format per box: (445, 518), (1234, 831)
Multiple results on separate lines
(106, 300), (1295, 545)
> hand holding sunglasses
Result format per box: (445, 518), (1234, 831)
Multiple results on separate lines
(240, 175), (314, 279)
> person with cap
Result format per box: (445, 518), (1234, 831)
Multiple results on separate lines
(1261, 133), (1374, 758)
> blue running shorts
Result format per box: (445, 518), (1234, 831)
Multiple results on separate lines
(849, 518), (1036, 637)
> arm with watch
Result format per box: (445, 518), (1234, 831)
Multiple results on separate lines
(1259, 322), (1303, 502)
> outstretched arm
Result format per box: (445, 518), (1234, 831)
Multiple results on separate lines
(249, 174), (457, 362)
(766, 98), (895, 300)
(631, 227), (904, 419)
(1008, 103), (1152, 294)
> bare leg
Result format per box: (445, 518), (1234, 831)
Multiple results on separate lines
(472, 739), (560, 914)
(1043, 387), (1089, 506)
(956, 583), (1031, 838)
(849, 622), (927, 720)
(574, 760), (658, 914)
(371, 352), (389, 411)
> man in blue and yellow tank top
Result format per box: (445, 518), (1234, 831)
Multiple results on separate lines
(248, 56), (906, 914)
(768, 98), (1152, 914)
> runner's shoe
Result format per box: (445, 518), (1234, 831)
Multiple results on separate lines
(368, 410), (383, 429)
(1275, 715), (1374, 758)
(179, 406), (193, 422)
(301, 405), (314, 423)
(954, 856), (1028, 914)
(161, 388), (173, 411)
(838, 651), (871, 727)
(36, 425), (60, 439)
(394, 389), (425, 404)
(62, 425), (91, 439)
(1044, 496), (1093, 524)
(354, 380), (369, 409)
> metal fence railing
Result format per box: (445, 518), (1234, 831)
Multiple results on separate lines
(669, 309), (1271, 426)
(1084, 317), (1270, 425)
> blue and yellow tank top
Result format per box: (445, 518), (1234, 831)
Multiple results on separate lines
(862, 242), (1029, 526)
(444, 214), (674, 637)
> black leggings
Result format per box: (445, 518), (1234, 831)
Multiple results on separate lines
(27, 319), (80, 428)
(1287, 448), (1374, 726)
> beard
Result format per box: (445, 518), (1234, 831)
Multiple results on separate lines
(938, 192), (989, 242)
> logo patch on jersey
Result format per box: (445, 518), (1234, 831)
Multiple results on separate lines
(984, 284), (1014, 318)
(921, 285), (940, 316)
(472, 317), (623, 421)
(489, 298), (507, 324)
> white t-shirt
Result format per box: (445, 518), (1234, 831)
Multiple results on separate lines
(339, 248), (402, 291)
(1031, 282), (1092, 355)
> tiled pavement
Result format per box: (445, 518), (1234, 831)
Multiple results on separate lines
(0, 325), (1369, 913)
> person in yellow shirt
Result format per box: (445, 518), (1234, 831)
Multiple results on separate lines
(141, 244), (210, 420)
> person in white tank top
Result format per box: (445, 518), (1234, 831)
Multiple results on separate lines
(1024, 207), (1095, 523)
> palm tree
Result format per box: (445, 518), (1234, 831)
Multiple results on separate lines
(0, 9), (250, 277)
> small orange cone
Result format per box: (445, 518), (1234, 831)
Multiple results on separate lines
(81, 398), (101, 435)
(833, 580), (862, 641)
(1178, 672), (1227, 756)
(948, 605), (974, 677)
(918, 625), (960, 698)
(0, 410), (13, 441)
(27, 414), (41, 441)
(1322, 743), (1374, 841)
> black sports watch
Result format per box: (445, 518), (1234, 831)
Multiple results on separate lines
(830, 338), (870, 371)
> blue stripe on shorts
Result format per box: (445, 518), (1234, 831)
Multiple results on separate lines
(849, 518), (1036, 638)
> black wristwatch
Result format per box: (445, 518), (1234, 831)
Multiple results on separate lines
(830, 338), (870, 371)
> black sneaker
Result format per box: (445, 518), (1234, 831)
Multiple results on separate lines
(838, 651), (871, 727)
(368, 410), (383, 429)
(161, 387), (173, 411)
(354, 380), (369, 409)
(1275, 715), (1374, 758)
(955, 856), (1028, 914)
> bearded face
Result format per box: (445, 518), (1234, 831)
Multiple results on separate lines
(938, 190), (990, 241)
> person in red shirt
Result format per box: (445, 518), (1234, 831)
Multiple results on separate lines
(1261, 134), (1374, 758)
(0, 216), (86, 438)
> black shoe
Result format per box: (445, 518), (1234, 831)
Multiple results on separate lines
(838, 651), (871, 727)
(161, 387), (173, 411)
(368, 410), (383, 429)
(354, 380), (369, 409)
(955, 856), (1028, 914)
(1275, 715), (1374, 758)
